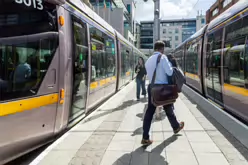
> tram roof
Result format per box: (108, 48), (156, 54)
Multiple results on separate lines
(207, 0), (248, 31)
(68, 0), (115, 35)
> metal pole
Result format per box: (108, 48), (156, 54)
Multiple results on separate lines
(153, 0), (160, 44)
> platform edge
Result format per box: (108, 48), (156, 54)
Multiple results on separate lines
(182, 85), (248, 149)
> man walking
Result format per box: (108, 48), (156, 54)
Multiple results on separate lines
(141, 41), (184, 145)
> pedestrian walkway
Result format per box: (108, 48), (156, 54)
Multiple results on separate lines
(30, 81), (248, 165)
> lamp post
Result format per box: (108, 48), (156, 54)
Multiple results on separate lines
(144, 0), (160, 44)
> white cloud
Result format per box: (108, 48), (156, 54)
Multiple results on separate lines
(134, 0), (216, 21)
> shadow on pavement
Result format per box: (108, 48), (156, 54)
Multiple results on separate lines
(112, 135), (179, 165)
(83, 97), (148, 123)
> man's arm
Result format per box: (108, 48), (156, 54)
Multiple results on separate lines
(162, 55), (173, 76)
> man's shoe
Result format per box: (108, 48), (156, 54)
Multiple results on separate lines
(173, 122), (184, 134)
(141, 139), (153, 145)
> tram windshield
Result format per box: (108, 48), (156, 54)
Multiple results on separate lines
(0, 0), (59, 100)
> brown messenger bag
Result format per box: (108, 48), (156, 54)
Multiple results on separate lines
(150, 54), (178, 106)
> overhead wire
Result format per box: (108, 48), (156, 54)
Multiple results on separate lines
(183, 0), (200, 19)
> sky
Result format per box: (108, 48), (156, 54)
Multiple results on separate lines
(134, 0), (216, 21)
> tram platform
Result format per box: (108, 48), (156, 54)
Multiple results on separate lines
(29, 81), (248, 165)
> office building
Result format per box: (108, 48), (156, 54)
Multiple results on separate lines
(140, 18), (197, 51)
(89, 0), (137, 43)
(206, 0), (239, 23)
(196, 14), (206, 31)
(135, 22), (141, 49)
(160, 25), (182, 49)
(123, 0), (136, 44)
(90, 0), (129, 37)
(140, 21), (154, 50)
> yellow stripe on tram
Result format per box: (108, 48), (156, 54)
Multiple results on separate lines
(185, 72), (248, 96)
(185, 72), (199, 80)
(223, 83), (248, 96)
(90, 76), (117, 89)
(0, 93), (59, 116)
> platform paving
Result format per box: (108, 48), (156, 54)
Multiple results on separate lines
(30, 81), (248, 165)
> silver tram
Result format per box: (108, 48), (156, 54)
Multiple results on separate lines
(0, 0), (147, 164)
(174, 0), (248, 124)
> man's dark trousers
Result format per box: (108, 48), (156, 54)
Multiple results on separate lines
(142, 84), (180, 140)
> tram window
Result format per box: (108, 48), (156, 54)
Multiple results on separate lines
(207, 29), (223, 78)
(71, 16), (88, 86)
(89, 26), (115, 82)
(244, 16), (248, 88)
(120, 44), (131, 77)
(70, 15), (88, 117)
(105, 39), (115, 77)
(174, 48), (184, 70)
(0, 1), (58, 101)
(186, 42), (198, 74)
(0, 1), (58, 38)
(223, 17), (248, 88)
(0, 38), (58, 100)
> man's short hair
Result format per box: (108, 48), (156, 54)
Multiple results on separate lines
(154, 41), (165, 50)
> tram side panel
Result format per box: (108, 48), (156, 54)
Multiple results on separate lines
(119, 41), (133, 88)
(53, 7), (81, 131)
(87, 21), (117, 109)
(0, 2), (60, 164)
(184, 37), (203, 94)
(202, 11), (248, 122)
(220, 14), (248, 122)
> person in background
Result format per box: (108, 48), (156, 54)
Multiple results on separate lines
(167, 53), (177, 67)
(142, 41), (184, 145)
(135, 57), (147, 101)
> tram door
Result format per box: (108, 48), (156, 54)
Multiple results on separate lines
(205, 29), (223, 105)
(69, 15), (88, 121)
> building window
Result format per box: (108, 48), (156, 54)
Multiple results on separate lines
(201, 18), (205, 24)
(175, 36), (179, 41)
(163, 23), (172, 26)
(175, 28), (179, 33)
(174, 23), (181, 26)
(163, 29), (166, 34)
(212, 8), (219, 16)
(127, 4), (131, 13)
(223, 0), (232, 8)
(142, 24), (152, 27)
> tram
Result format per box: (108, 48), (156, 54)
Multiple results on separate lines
(174, 0), (248, 124)
(0, 0), (147, 164)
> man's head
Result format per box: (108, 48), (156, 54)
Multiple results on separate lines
(154, 41), (165, 54)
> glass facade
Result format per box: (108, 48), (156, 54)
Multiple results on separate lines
(140, 23), (153, 49)
(140, 19), (197, 48)
(182, 21), (196, 42)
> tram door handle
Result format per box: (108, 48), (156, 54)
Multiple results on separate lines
(59, 88), (65, 104)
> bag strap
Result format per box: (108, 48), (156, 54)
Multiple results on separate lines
(151, 54), (162, 85)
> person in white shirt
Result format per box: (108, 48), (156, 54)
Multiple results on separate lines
(141, 41), (184, 145)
